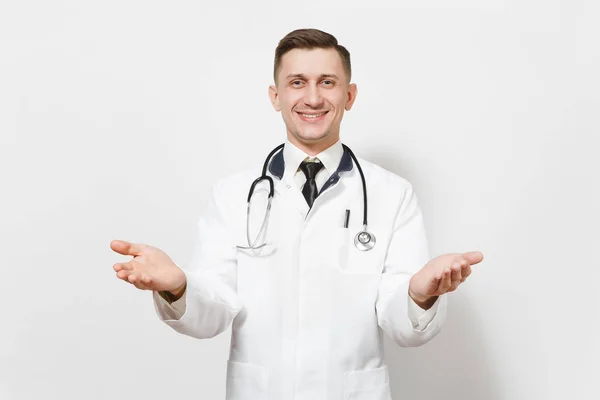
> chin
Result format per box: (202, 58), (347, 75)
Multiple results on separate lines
(295, 128), (330, 142)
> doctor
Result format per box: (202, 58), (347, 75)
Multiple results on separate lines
(111, 28), (484, 400)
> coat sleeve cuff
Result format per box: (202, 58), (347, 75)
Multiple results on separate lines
(407, 294), (441, 331)
(152, 267), (189, 321)
(153, 289), (187, 321)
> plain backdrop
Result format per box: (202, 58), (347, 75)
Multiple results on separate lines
(1, 1), (598, 399)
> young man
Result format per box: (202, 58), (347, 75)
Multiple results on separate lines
(111, 29), (483, 400)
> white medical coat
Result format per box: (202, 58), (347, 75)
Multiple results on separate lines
(153, 145), (447, 400)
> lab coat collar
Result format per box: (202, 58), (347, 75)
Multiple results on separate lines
(267, 140), (352, 180)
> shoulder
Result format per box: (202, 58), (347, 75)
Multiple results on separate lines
(355, 157), (415, 194)
(350, 156), (425, 232)
(211, 165), (261, 199)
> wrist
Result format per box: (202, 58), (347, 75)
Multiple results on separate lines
(408, 288), (438, 310)
(168, 282), (187, 300)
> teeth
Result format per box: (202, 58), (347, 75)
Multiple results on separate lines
(300, 112), (325, 119)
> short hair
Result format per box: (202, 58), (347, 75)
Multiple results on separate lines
(273, 28), (351, 84)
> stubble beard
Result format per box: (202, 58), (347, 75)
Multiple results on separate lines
(293, 127), (330, 143)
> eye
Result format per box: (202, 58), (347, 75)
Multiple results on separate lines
(321, 80), (335, 86)
(291, 80), (304, 87)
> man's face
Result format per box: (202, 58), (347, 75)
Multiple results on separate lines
(269, 48), (357, 149)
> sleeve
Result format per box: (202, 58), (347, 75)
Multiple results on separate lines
(152, 182), (243, 339)
(375, 184), (447, 347)
(407, 294), (441, 331)
(153, 285), (187, 321)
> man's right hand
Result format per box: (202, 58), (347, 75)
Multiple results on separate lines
(110, 240), (187, 298)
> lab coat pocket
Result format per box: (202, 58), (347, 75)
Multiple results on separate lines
(343, 365), (392, 400)
(226, 360), (269, 400)
(334, 228), (385, 275)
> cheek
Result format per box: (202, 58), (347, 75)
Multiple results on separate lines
(325, 94), (345, 111)
(280, 106), (298, 126)
(282, 107), (297, 122)
(279, 92), (300, 108)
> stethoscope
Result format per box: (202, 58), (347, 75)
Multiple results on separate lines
(236, 143), (376, 252)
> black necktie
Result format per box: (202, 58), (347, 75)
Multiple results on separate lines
(299, 160), (324, 208)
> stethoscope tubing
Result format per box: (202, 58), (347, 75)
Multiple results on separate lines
(342, 144), (368, 227)
(240, 143), (375, 251)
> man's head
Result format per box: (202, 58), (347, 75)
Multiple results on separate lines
(268, 29), (357, 154)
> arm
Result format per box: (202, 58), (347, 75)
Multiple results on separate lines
(376, 184), (448, 347)
(152, 182), (242, 339)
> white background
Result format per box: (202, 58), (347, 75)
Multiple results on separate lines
(1, 1), (598, 399)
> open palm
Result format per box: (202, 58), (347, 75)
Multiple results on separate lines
(110, 240), (186, 293)
(409, 251), (484, 303)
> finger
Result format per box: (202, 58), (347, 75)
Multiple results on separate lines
(462, 251), (484, 265)
(141, 274), (153, 285)
(437, 268), (452, 294)
(132, 280), (151, 290)
(116, 270), (151, 291)
(129, 273), (153, 290)
(110, 240), (146, 257)
(426, 274), (442, 295)
(113, 262), (132, 272)
(461, 265), (472, 282)
(448, 262), (463, 292)
(127, 272), (141, 284)
(116, 269), (133, 281)
(450, 261), (462, 286)
(448, 281), (460, 292)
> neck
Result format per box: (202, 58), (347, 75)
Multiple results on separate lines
(287, 132), (339, 156)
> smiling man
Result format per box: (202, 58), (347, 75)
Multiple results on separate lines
(268, 44), (356, 154)
(111, 28), (484, 400)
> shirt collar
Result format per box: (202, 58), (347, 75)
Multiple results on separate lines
(268, 140), (351, 180)
(283, 140), (344, 180)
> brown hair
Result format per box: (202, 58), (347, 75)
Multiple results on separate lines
(273, 28), (351, 84)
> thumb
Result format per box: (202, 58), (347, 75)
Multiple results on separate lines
(463, 251), (484, 265)
(110, 240), (145, 256)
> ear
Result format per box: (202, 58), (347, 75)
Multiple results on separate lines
(268, 85), (281, 111)
(345, 83), (358, 111)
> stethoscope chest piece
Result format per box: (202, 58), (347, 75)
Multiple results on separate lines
(354, 228), (376, 251)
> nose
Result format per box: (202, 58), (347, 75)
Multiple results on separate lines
(303, 83), (324, 108)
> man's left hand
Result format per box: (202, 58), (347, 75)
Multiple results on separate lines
(408, 251), (484, 309)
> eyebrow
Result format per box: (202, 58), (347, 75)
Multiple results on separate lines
(286, 73), (340, 80)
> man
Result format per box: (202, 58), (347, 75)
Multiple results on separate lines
(111, 28), (483, 400)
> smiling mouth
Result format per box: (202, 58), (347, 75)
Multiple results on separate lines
(296, 111), (329, 121)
